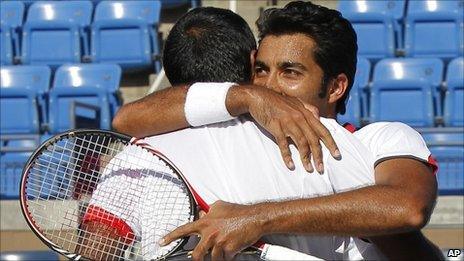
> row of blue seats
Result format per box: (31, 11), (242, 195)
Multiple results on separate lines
(2, 0), (199, 8)
(1, 63), (122, 134)
(1, 128), (462, 199)
(420, 129), (464, 196)
(0, 56), (462, 136)
(338, 0), (464, 59)
(1, 1), (164, 70)
(341, 57), (463, 127)
(0, 251), (59, 260)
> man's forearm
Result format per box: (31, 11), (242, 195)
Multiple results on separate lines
(258, 185), (428, 237)
(112, 84), (252, 137)
(112, 85), (190, 137)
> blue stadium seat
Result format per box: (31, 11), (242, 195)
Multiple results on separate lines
(0, 135), (39, 199)
(370, 58), (443, 127)
(160, 0), (199, 9)
(444, 57), (464, 127)
(3, 1), (44, 8)
(0, 1), (25, 65)
(91, 1), (162, 71)
(21, 1), (93, 67)
(54, 63), (122, 118)
(338, 57), (370, 126)
(405, 1), (464, 59)
(0, 66), (51, 134)
(0, 23), (13, 65)
(48, 64), (117, 133)
(422, 130), (464, 195)
(0, 251), (59, 261)
(338, 0), (405, 59)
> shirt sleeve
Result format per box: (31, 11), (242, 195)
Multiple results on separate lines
(83, 172), (142, 243)
(355, 122), (438, 173)
(82, 147), (147, 241)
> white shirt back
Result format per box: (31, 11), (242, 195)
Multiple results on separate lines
(142, 117), (379, 259)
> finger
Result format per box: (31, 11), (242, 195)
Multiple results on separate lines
(309, 136), (324, 174)
(211, 245), (225, 261)
(199, 210), (206, 218)
(223, 243), (242, 261)
(306, 114), (341, 160)
(294, 111), (324, 173)
(274, 123), (295, 170)
(302, 103), (320, 119)
(160, 221), (199, 246)
(191, 235), (215, 261)
(301, 125), (324, 174)
(292, 120), (316, 173)
(284, 121), (313, 173)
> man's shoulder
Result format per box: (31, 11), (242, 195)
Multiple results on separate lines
(355, 122), (419, 139)
(354, 121), (430, 163)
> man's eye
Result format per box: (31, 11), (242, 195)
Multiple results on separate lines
(283, 69), (301, 76)
(254, 67), (266, 75)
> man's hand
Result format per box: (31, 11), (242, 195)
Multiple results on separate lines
(227, 85), (341, 173)
(161, 201), (264, 261)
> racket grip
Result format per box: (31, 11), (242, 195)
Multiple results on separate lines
(260, 244), (323, 260)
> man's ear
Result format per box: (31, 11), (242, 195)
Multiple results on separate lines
(328, 73), (349, 105)
(250, 49), (257, 78)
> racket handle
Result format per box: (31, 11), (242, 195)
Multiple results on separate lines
(260, 244), (323, 260)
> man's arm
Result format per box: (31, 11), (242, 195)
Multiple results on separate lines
(112, 85), (190, 137)
(161, 158), (438, 260)
(113, 84), (340, 173)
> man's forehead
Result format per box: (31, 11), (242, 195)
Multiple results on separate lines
(257, 34), (316, 63)
(260, 33), (316, 48)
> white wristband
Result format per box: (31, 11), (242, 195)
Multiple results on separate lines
(184, 82), (236, 127)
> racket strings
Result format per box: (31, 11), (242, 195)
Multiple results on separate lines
(24, 134), (193, 260)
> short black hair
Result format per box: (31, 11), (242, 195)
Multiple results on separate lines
(163, 7), (256, 85)
(256, 1), (358, 115)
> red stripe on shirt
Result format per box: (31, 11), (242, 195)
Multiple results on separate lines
(428, 155), (439, 176)
(82, 205), (135, 244)
(343, 122), (356, 133)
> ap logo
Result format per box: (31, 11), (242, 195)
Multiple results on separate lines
(447, 249), (462, 259)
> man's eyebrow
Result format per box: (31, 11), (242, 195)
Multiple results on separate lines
(278, 61), (307, 71)
(254, 60), (269, 70)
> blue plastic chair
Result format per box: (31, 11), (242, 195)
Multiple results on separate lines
(422, 130), (464, 195)
(21, 1), (93, 67)
(0, 136), (39, 199)
(338, 0), (405, 59)
(91, 1), (162, 71)
(48, 64), (118, 133)
(370, 58), (443, 127)
(405, 1), (464, 59)
(160, 0), (199, 9)
(444, 57), (464, 127)
(0, 23), (13, 65)
(2, 1), (45, 8)
(0, 251), (59, 261)
(54, 63), (122, 118)
(0, 1), (25, 64)
(338, 57), (371, 126)
(0, 66), (51, 134)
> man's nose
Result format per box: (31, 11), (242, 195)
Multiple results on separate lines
(265, 73), (282, 94)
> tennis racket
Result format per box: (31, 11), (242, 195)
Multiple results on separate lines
(20, 129), (321, 260)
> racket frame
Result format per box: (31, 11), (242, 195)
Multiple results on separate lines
(19, 129), (199, 260)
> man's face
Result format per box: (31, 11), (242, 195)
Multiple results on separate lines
(252, 33), (330, 115)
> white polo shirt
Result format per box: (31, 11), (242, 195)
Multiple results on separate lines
(354, 121), (437, 170)
(86, 117), (387, 260)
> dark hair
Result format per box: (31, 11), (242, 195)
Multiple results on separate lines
(163, 7), (256, 85)
(256, 1), (358, 114)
